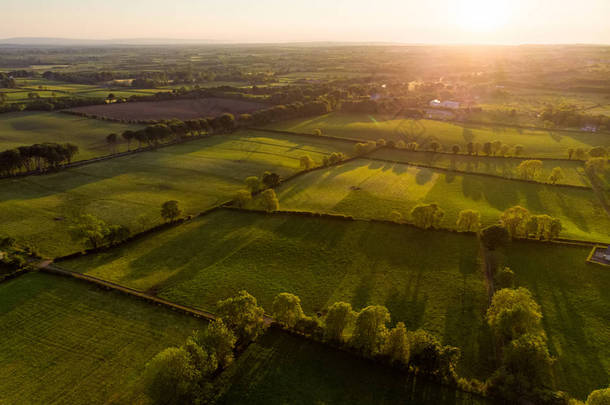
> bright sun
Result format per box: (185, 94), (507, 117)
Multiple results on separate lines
(456, 0), (511, 32)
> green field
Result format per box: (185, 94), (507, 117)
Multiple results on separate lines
(0, 272), (205, 405)
(0, 111), (141, 159)
(261, 158), (610, 242)
(501, 241), (610, 399)
(370, 148), (589, 187)
(0, 131), (353, 256)
(266, 113), (610, 158)
(215, 328), (491, 405)
(63, 209), (493, 379)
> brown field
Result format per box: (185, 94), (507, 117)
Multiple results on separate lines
(67, 97), (267, 120)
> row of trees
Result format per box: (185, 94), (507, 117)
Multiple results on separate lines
(70, 214), (130, 249)
(0, 142), (79, 175)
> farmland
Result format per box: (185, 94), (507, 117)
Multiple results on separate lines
(260, 158), (610, 243)
(0, 111), (141, 159)
(0, 272), (205, 405)
(0, 131), (354, 256)
(68, 97), (268, 121)
(266, 113), (610, 158)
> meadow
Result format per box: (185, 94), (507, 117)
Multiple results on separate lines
(215, 328), (491, 405)
(0, 131), (353, 256)
(369, 147), (588, 187)
(0, 272), (205, 405)
(63, 208), (494, 379)
(0, 111), (141, 159)
(262, 158), (610, 243)
(266, 113), (610, 158)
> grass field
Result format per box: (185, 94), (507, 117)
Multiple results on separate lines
(0, 272), (205, 405)
(370, 148), (589, 187)
(0, 111), (142, 159)
(261, 158), (610, 242)
(0, 131), (354, 256)
(63, 209), (493, 379)
(266, 113), (610, 158)
(215, 328), (491, 405)
(501, 241), (610, 399)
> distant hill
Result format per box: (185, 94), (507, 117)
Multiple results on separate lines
(0, 37), (226, 46)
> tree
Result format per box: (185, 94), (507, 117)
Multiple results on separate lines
(350, 305), (390, 355)
(245, 176), (260, 193)
(574, 148), (588, 160)
(480, 224), (509, 251)
(106, 133), (118, 154)
(262, 171), (281, 188)
(406, 142), (419, 151)
(495, 267), (515, 289)
(527, 214), (561, 240)
(487, 288), (542, 341)
(500, 206), (530, 239)
(218, 113), (236, 133)
(382, 322), (410, 366)
(466, 142), (475, 155)
(491, 140), (502, 156)
(589, 146), (607, 158)
(548, 167), (564, 184)
(451, 144), (461, 154)
(105, 224), (130, 245)
(483, 142), (493, 156)
(312, 128), (322, 136)
(516, 160), (543, 180)
(586, 388), (610, 405)
(194, 319), (236, 369)
(272, 292), (305, 328)
(324, 301), (355, 343)
(143, 347), (200, 405)
(410, 203), (444, 229)
(299, 155), (315, 170)
(161, 200), (181, 222)
(234, 190), (252, 208)
(567, 148), (575, 160)
(70, 214), (109, 249)
(456, 209), (481, 233)
(216, 290), (266, 343)
(586, 157), (608, 177)
(408, 329), (460, 378)
(261, 189), (279, 212)
(429, 141), (441, 153)
(514, 145), (525, 156)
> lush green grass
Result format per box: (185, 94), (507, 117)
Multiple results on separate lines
(266, 113), (610, 158)
(500, 241), (610, 399)
(0, 131), (354, 257)
(63, 209), (493, 379)
(261, 158), (610, 242)
(215, 328), (491, 405)
(0, 272), (205, 405)
(0, 111), (141, 159)
(370, 148), (588, 187)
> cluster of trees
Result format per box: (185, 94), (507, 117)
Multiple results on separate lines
(270, 293), (461, 383)
(322, 152), (347, 166)
(353, 141), (377, 155)
(568, 146), (609, 161)
(0, 237), (28, 276)
(540, 104), (610, 131)
(237, 171), (282, 211)
(0, 142), (78, 175)
(0, 72), (16, 89)
(500, 206), (562, 240)
(241, 100), (331, 126)
(0, 96), (107, 114)
(70, 214), (130, 249)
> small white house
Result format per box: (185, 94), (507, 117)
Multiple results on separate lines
(429, 99), (441, 107)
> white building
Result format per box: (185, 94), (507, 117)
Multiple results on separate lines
(429, 99), (460, 109)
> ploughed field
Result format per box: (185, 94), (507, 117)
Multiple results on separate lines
(0, 130), (353, 257)
(266, 113), (610, 159)
(0, 272), (205, 405)
(67, 97), (268, 121)
(61, 208), (610, 397)
(256, 158), (610, 243)
(0, 111), (142, 160)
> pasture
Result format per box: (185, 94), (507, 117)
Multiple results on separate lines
(0, 111), (141, 159)
(68, 97), (267, 121)
(263, 158), (610, 242)
(0, 131), (353, 256)
(215, 328), (491, 405)
(63, 209), (493, 379)
(0, 272), (205, 405)
(266, 113), (610, 158)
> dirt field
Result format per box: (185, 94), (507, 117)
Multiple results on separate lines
(67, 97), (267, 120)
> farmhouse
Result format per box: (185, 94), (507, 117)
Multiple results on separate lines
(429, 99), (460, 109)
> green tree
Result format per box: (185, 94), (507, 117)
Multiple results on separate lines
(456, 209), (481, 233)
(480, 224), (509, 251)
(323, 301), (356, 343)
(194, 320), (236, 369)
(70, 214), (109, 249)
(514, 144), (525, 156)
(589, 146), (608, 158)
(272, 292), (305, 328)
(106, 133), (118, 154)
(143, 347), (200, 405)
(495, 267), (515, 289)
(500, 206), (530, 238)
(516, 160), (543, 180)
(245, 176), (260, 193)
(234, 190), (252, 208)
(410, 203), (444, 229)
(586, 388), (610, 405)
(381, 322), (410, 366)
(299, 155), (315, 170)
(350, 305), (390, 355)
(261, 189), (279, 212)
(262, 171), (281, 188)
(161, 200), (181, 222)
(487, 287), (542, 341)
(105, 224), (130, 245)
(122, 130), (135, 151)
(429, 141), (441, 152)
(548, 167), (564, 184)
(216, 290), (266, 343)
(451, 144), (461, 154)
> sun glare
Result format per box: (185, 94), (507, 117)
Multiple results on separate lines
(456, 0), (511, 32)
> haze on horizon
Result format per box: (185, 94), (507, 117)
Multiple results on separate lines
(2, 0), (610, 45)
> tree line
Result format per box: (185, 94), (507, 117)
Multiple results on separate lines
(0, 142), (79, 175)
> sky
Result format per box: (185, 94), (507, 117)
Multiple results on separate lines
(2, 0), (609, 45)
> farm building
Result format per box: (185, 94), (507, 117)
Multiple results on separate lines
(589, 245), (610, 266)
(429, 99), (460, 109)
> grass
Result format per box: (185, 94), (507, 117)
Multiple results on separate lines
(63, 209), (493, 379)
(0, 111), (141, 159)
(266, 113), (610, 158)
(215, 328), (491, 405)
(370, 148), (588, 187)
(0, 131), (354, 257)
(500, 241), (610, 399)
(0, 272), (205, 405)
(260, 158), (610, 243)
